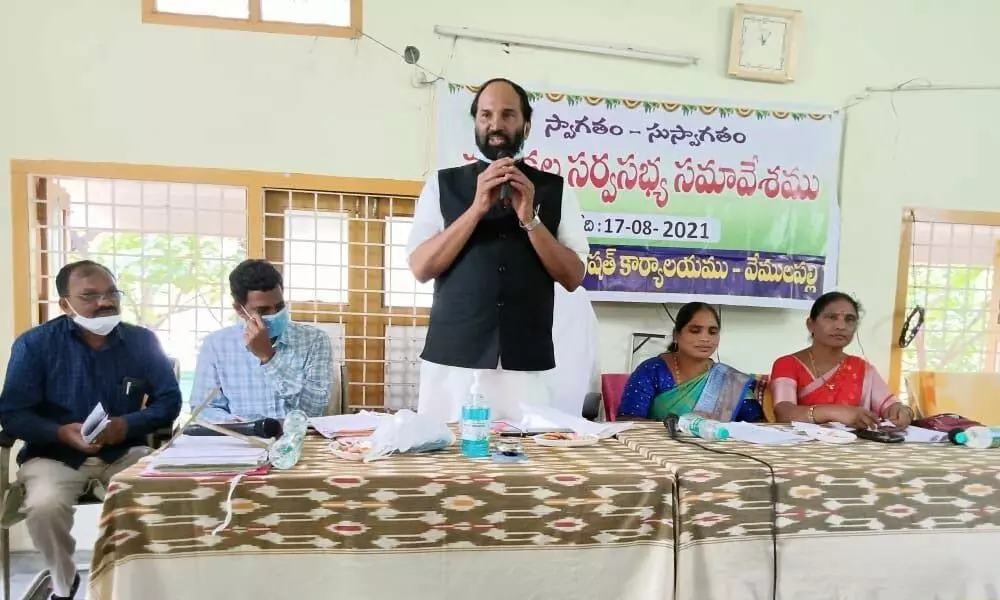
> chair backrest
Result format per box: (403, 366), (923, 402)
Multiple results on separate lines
(340, 363), (349, 414)
(758, 375), (775, 422)
(600, 373), (630, 421)
(907, 371), (1000, 424)
(325, 363), (349, 415)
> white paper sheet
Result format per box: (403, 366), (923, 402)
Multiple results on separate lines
(725, 422), (811, 445)
(879, 420), (948, 443)
(81, 403), (110, 444)
(309, 412), (388, 439)
(792, 422), (833, 436)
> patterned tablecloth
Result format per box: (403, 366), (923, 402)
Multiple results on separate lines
(618, 425), (1000, 600)
(89, 434), (675, 600)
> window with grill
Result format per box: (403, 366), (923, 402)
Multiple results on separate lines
(143, 0), (361, 37)
(14, 164), (426, 417)
(892, 209), (1000, 394)
(26, 175), (248, 408)
(262, 189), (428, 411)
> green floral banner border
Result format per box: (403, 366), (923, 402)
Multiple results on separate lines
(448, 83), (831, 121)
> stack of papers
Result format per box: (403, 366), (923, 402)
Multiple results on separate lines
(309, 412), (388, 439)
(501, 406), (633, 439)
(147, 435), (269, 473)
(82, 403), (110, 444)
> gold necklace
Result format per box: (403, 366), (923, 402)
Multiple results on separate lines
(671, 353), (710, 384)
(807, 350), (842, 392)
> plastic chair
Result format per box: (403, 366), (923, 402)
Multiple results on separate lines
(581, 392), (601, 421)
(599, 374), (630, 421)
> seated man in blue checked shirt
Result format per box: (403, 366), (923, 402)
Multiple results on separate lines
(0, 260), (182, 600)
(191, 259), (334, 423)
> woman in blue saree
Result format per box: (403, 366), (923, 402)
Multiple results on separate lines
(617, 302), (764, 422)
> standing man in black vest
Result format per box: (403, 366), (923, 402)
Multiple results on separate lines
(407, 77), (589, 421)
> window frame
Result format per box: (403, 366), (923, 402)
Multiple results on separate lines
(141, 0), (363, 39)
(890, 207), (1000, 394)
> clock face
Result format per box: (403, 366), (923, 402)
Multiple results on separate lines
(739, 15), (789, 72)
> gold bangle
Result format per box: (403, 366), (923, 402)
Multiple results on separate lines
(808, 406), (816, 424)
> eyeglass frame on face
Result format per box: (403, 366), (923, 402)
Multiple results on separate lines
(63, 289), (125, 305)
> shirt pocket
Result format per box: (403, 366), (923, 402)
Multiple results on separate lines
(104, 377), (150, 416)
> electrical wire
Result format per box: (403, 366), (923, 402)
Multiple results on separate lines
(361, 32), (443, 83)
(664, 420), (778, 600)
(661, 303), (675, 324)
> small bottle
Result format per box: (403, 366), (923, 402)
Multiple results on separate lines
(953, 426), (1000, 449)
(461, 372), (491, 458)
(677, 414), (730, 441)
(269, 410), (309, 469)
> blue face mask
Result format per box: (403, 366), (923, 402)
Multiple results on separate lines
(261, 307), (290, 339)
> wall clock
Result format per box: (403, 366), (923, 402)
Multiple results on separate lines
(728, 4), (802, 83)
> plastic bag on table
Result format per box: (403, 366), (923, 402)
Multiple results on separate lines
(364, 409), (455, 462)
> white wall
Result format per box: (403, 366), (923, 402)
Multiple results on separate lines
(2, 0), (999, 546)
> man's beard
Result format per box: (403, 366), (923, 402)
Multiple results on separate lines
(475, 128), (525, 161)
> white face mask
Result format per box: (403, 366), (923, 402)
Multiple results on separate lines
(72, 312), (122, 336)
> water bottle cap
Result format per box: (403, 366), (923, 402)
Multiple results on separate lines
(716, 429), (730, 441)
(955, 431), (969, 445)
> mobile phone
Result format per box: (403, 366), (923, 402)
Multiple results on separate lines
(853, 428), (905, 444)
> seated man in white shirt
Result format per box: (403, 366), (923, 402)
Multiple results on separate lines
(191, 259), (334, 422)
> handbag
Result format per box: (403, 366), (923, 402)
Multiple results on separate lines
(912, 413), (982, 432)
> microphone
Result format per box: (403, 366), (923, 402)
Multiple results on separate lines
(496, 149), (513, 207)
(663, 413), (680, 439)
(184, 417), (284, 439)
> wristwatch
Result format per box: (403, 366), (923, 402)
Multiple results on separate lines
(520, 215), (542, 232)
(519, 206), (542, 232)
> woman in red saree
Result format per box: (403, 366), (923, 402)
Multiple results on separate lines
(770, 292), (913, 429)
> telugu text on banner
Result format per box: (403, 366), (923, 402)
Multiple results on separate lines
(435, 82), (842, 308)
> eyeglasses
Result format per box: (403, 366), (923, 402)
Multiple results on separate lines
(68, 290), (125, 304)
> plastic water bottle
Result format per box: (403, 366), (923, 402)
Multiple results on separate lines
(953, 426), (1000, 449)
(677, 414), (730, 441)
(461, 372), (491, 458)
(269, 410), (309, 469)
(283, 409), (309, 437)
